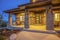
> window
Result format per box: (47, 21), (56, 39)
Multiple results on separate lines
(20, 16), (24, 21)
(54, 13), (60, 21)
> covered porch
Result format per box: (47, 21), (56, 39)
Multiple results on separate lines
(4, 0), (60, 30)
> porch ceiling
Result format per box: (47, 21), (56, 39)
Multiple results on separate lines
(29, 7), (46, 12)
(13, 6), (60, 15)
(13, 7), (46, 15)
(4, 6), (60, 15)
(4, 1), (50, 13)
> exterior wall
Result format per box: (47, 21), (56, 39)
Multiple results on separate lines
(16, 13), (25, 25)
(41, 12), (46, 25)
(29, 12), (36, 24)
(15, 10), (60, 30)
(16, 12), (36, 25)
(29, 12), (46, 25)
(16, 12), (46, 25)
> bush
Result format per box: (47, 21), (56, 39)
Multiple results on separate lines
(1, 22), (7, 27)
(0, 35), (7, 40)
(0, 15), (7, 27)
(0, 21), (7, 27)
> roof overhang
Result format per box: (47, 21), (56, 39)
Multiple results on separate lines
(3, 0), (60, 14)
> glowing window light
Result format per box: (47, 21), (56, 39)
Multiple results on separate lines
(20, 16), (24, 21)
(55, 13), (58, 18)
(32, 0), (36, 2)
(54, 13), (60, 21)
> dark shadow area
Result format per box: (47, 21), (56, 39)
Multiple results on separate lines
(55, 30), (60, 38)
(24, 29), (56, 34)
(56, 34), (60, 38)
(24, 29), (60, 38)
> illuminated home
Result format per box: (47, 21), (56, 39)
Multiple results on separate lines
(4, 0), (60, 30)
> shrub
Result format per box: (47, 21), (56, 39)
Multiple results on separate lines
(0, 21), (7, 27)
(0, 35), (7, 40)
(1, 22), (7, 27)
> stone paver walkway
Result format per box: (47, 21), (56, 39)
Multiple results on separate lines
(15, 31), (60, 40)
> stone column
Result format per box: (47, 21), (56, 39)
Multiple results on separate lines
(24, 9), (29, 28)
(46, 5), (54, 30)
(9, 13), (12, 26)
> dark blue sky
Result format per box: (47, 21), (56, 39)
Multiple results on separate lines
(0, 0), (30, 21)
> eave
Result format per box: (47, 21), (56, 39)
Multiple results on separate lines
(3, 0), (60, 14)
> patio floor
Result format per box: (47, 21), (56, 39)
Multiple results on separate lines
(13, 25), (60, 30)
(15, 31), (60, 40)
(29, 25), (46, 30)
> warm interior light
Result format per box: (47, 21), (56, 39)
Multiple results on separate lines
(20, 16), (23, 21)
(55, 13), (58, 19)
(33, 0), (36, 2)
(29, 25), (46, 30)
(54, 12), (60, 30)
(54, 13), (60, 21)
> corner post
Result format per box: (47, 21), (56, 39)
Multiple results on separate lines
(46, 5), (54, 30)
(24, 9), (29, 29)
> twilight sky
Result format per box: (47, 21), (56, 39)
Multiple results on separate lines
(0, 0), (30, 21)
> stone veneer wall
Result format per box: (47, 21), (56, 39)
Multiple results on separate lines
(16, 13), (25, 25)
(29, 12), (36, 25)
(16, 12), (46, 25)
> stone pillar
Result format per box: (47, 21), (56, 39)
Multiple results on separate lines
(24, 9), (29, 28)
(46, 5), (54, 30)
(9, 13), (12, 26)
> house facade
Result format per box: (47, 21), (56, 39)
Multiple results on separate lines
(4, 0), (60, 30)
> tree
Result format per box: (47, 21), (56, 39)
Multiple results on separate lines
(0, 14), (7, 27)
(0, 14), (2, 27)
